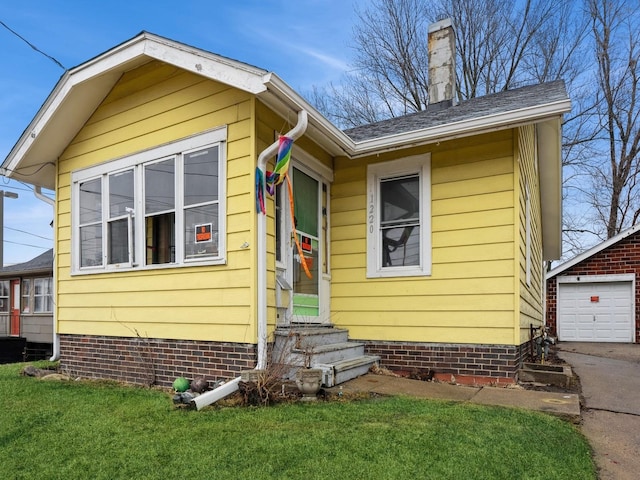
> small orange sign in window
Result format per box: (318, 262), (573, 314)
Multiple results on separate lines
(301, 235), (312, 253)
(195, 223), (212, 243)
(590, 296), (599, 303)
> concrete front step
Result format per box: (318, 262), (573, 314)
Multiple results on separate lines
(275, 326), (349, 348)
(293, 341), (366, 366)
(316, 355), (381, 387)
(274, 326), (377, 387)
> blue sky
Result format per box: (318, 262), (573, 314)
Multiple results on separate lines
(0, 0), (360, 265)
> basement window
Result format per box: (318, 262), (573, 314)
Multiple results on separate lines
(71, 127), (226, 274)
(366, 154), (431, 278)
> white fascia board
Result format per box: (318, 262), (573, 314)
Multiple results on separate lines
(538, 118), (563, 261)
(143, 35), (268, 94)
(349, 99), (572, 157)
(546, 223), (640, 279)
(72, 33), (268, 93)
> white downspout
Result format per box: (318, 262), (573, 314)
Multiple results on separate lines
(192, 110), (308, 410)
(34, 186), (59, 361)
(255, 110), (308, 369)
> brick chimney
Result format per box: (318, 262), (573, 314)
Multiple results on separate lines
(428, 18), (456, 107)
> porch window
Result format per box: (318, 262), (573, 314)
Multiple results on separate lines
(366, 154), (431, 278)
(21, 279), (31, 313)
(33, 278), (53, 313)
(20, 277), (54, 313)
(0, 280), (8, 312)
(71, 128), (226, 274)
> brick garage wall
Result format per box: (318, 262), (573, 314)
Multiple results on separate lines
(546, 231), (640, 343)
(364, 341), (530, 385)
(60, 334), (256, 388)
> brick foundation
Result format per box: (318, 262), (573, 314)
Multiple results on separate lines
(59, 334), (530, 388)
(364, 340), (530, 385)
(59, 334), (256, 388)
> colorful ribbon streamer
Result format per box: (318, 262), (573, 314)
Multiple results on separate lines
(255, 134), (311, 279)
(256, 135), (293, 214)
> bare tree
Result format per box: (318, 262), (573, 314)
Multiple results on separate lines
(586, 0), (640, 239)
(307, 0), (640, 257)
(311, 0), (586, 124)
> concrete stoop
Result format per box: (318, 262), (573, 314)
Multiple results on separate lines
(274, 326), (379, 387)
(518, 362), (573, 388)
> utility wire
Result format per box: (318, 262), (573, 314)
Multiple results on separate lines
(0, 19), (66, 70)
(3, 239), (50, 250)
(5, 226), (53, 242)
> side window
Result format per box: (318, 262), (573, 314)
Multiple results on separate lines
(366, 154), (431, 278)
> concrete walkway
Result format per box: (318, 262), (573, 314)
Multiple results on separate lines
(557, 342), (640, 480)
(336, 372), (580, 420)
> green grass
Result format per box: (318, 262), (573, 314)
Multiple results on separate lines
(0, 362), (595, 480)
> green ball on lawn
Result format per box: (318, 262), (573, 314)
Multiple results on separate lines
(173, 377), (190, 392)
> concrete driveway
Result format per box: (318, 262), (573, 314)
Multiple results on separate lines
(557, 342), (640, 480)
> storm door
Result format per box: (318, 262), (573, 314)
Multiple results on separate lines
(276, 166), (328, 324)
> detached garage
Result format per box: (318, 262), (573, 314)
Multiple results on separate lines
(546, 225), (640, 343)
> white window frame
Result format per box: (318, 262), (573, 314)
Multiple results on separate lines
(366, 154), (431, 278)
(71, 127), (227, 274)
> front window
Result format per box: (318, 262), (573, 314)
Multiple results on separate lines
(79, 178), (102, 268)
(145, 159), (176, 265)
(72, 128), (226, 273)
(184, 147), (219, 259)
(108, 169), (134, 265)
(366, 154), (431, 278)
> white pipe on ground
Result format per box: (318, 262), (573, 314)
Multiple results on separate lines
(191, 110), (308, 410)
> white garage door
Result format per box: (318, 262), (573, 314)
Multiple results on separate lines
(557, 281), (634, 342)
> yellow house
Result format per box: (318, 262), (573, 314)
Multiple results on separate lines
(1, 23), (570, 389)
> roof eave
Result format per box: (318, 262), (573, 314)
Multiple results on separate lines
(348, 98), (572, 157)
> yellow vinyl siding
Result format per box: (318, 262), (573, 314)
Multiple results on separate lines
(331, 130), (517, 345)
(56, 60), (256, 343)
(517, 125), (544, 343)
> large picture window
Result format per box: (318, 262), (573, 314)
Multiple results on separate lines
(366, 154), (431, 278)
(71, 128), (226, 273)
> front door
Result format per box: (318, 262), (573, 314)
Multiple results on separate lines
(9, 279), (20, 336)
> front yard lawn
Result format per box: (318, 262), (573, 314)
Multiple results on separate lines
(0, 362), (595, 479)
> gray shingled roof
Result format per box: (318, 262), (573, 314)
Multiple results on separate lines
(0, 249), (53, 276)
(344, 80), (568, 142)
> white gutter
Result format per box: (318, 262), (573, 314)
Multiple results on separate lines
(33, 186), (59, 361)
(192, 109), (308, 410)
